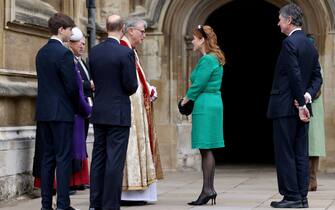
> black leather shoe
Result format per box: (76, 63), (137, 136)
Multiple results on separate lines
(77, 184), (90, 190)
(41, 208), (54, 210)
(69, 189), (77, 196)
(270, 199), (303, 208)
(67, 207), (79, 210)
(56, 207), (79, 210)
(120, 200), (147, 206)
(302, 198), (309, 208)
(71, 185), (90, 191)
(188, 193), (217, 205)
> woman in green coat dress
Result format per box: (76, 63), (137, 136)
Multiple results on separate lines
(181, 25), (225, 206)
(306, 34), (326, 191)
(308, 90), (325, 191)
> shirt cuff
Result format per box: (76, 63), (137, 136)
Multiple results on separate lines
(298, 105), (307, 109)
(304, 92), (312, 103)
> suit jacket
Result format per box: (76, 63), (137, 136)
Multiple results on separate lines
(267, 30), (322, 119)
(76, 58), (94, 99)
(89, 38), (138, 126)
(35, 39), (79, 122)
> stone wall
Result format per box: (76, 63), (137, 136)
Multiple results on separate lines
(0, 127), (35, 200)
(0, 0), (80, 201)
(1, 0), (335, 202)
(0, 125), (95, 201)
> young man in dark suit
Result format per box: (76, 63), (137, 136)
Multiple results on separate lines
(35, 13), (79, 210)
(88, 15), (138, 210)
(267, 3), (322, 208)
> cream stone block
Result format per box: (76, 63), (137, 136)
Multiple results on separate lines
(0, 148), (34, 177)
(98, 0), (129, 27)
(4, 31), (46, 72)
(0, 173), (33, 201)
(152, 80), (170, 124)
(141, 123), (177, 170)
(42, 0), (62, 11)
(176, 122), (201, 171)
(155, 124), (176, 144)
(0, 97), (35, 126)
(0, 126), (35, 177)
(15, 98), (35, 126)
(0, 98), (16, 126)
(158, 142), (176, 170)
(140, 37), (162, 80)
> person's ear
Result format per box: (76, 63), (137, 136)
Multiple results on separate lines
(200, 37), (205, 45)
(58, 27), (66, 36)
(121, 24), (126, 34)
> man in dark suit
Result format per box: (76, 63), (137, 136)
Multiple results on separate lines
(267, 3), (322, 208)
(89, 15), (138, 210)
(35, 13), (79, 210)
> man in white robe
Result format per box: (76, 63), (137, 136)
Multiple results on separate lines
(120, 17), (163, 204)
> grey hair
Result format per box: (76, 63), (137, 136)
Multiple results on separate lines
(279, 3), (303, 27)
(124, 17), (147, 32)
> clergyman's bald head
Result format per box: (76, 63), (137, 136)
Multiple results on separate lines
(106, 15), (124, 32)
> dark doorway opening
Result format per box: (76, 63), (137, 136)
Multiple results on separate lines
(206, 0), (286, 164)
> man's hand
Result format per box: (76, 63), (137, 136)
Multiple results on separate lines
(294, 92), (312, 108)
(294, 100), (310, 122)
(298, 106), (310, 122)
(294, 99), (299, 109)
(150, 86), (158, 102)
(90, 80), (95, 91)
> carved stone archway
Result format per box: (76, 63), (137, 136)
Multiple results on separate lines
(157, 0), (335, 171)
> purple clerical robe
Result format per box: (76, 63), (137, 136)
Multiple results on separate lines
(73, 63), (92, 160)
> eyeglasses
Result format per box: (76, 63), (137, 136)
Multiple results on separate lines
(132, 27), (146, 35)
(198, 25), (207, 39)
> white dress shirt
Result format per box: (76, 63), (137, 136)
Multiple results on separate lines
(76, 56), (90, 81)
(108, 35), (120, 43)
(50, 36), (63, 44)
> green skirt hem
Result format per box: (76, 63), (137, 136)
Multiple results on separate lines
(192, 142), (224, 149)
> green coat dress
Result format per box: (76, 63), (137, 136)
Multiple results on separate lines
(186, 54), (224, 149)
(308, 95), (326, 156)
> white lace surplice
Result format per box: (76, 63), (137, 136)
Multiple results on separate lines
(121, 37), (159, 201)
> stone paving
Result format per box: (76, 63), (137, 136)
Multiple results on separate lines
(1, 165), (335, 210)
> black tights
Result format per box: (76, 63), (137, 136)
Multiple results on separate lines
(198, 149), (216, 198)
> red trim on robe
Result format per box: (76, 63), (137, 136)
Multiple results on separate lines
(120, 39), (155, 155)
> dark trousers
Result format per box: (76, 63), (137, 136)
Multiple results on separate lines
(84, 118), (89, 140)
(90, 124), (130, 210)
(273, 116), (309, 201)
(38, 121), (73, 209)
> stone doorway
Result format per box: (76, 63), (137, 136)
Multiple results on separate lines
(162, 0), (334, 170)
(206, 0), (284, 164)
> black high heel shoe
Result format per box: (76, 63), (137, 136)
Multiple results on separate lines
(187, 193), (217, 205)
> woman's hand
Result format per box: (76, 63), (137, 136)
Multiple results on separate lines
(181, 97), (189, 106)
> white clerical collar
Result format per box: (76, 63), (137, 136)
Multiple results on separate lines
(50, 35), (64, 44)
(108, 35), (120, 43)
(288, 28), (302, 36)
